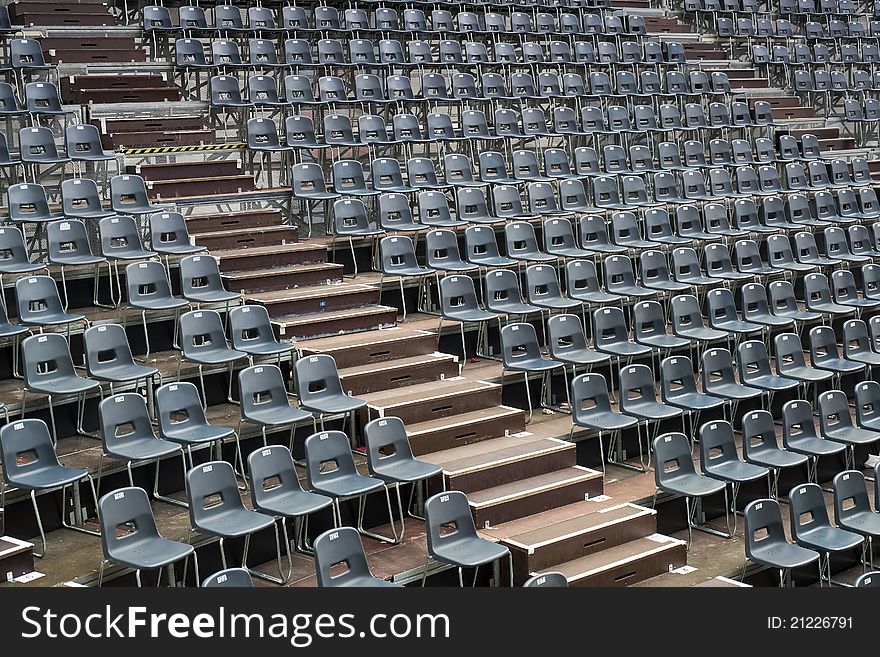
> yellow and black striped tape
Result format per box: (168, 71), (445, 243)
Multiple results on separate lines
(123, 143), (246, 155)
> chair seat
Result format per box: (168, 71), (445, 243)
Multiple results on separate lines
(814, 358), (864, 374)
(787, 436), (847, 457)
(810, 302), (854, 316)
(740, 266), (778, 276)
(444, 308), (497, 324)
(826, 426), (880, 446)
(385, 265), (433, 277)
(666, 392), (726, 411)
(65, 209), (114, 220)
(637, 334), (690, 350)
(506, 356), (565, 373)
(337, 227), (385, 238)
(706, 381), (764, 400)
(511, 252), (556, 263)
(612, 285), (654, 298)
(597, 342), (652, 358)
(21, 310), (85, 326)
(711, 271), (753, 282)
(750, 541), (819, 570)
(329, 574), (401, 587)
(549, 246), (594, 258)
(0, 322), (28, 338)
(839, 511), (880, 537)
(469, 255), (515, 267)
(795, 526), (864, 553)
(239, 342), (295, 357)
(575, 409), (638, 432)
(434, 262), (479, 274)
(0, 261), (42, 274)
(624, 400), (681, 421)
(28, 375), (99, 396)
(163, 424), (233, 445)
(52, 253), (106, 266)
(7, 463), (88, 490)
(779, 365), (832, 383)
(302, 395), (365, 415)
(645, 280), (691, 293)
(372, 459), (443, 483)
(744, 374), (799, 392)
(490, 301), (541, 315)
(849, 352), (880, 367)
(131, 296), (189, 311)
(840, 298), (880, 309)
(704, 459), (769, 483)
(184, 289), (241, 304)
(105, 437), (181, 462)
(748, 313), (794, 328)
(108, 536), (194, 570)
(659, 471), (727, 498)
(117, 204), (166, 215)
(712, 319), (763, 334)
(311, 472), (384, 499)
(154, 244), (206, 256)
(676, 327), (729, 342)
(195, 507), (275, 538)
(532, 297), (581, 311)
(90, 362), (158, 383)
(254, 489), (333, 518)
(777, 309), (822, 323)
(555, 348), (610, 367)
(184, 347), (247, 366)
(432, 536), (509, 568)
(295, 191), (338, 201)
(747, 449), (808, 470)
(570, 291), (623, 305)
(678, 275), (716, 287)
(244, 404), (312, 427)
(72, 153), (115, 162)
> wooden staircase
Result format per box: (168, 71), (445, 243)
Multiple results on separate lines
(300, 327), (687, 586)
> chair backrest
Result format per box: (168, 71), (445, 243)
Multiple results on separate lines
(98, 215), (148, 258)
(149, 212), (197, 253)
(22, 332), (79, 390)
(653, 432), (698, 489)
(186, 460), (248, 530)
(295, 354), (347, 406)
(0, 225), (34, 267)
(818, 390), (856, 434)
(155, 381), (209, 437)
(98, 486), (164, 562)
(179, 309), (230, 359)
(363, 416), (418, 475)
(8, 182), (52, 221)
(227, 305), (281, 354)
(179, 255), (229, 298)
(84, 324), (139, 379)
(304, 429), (359, 485)
(500, 322), (544, 369)
(424, 490), (479, 558)
(15, 275), (67, 325)
(0, 418), (62, 486)
(313, 526), (376, 587)
(660, 355), (699, 399)
(202, 567), (254, 588)
(248, 443), (308, 509)
(98, 392), (157, 456)
(438, 274), (482, 318)
(110, 175), (152, 213)
(743, 498), (789, 562)
(239, 363), (295, 422)
(60, 178), (105, 217)
(788, 482), (832, 540)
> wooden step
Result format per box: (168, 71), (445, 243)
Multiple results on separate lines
(338, 352), (460, 395)
(186, 209), (284, 234)
(786, 126), (840, 140)
(97, 116), (205, 134)
(138, 160), (242, 181)
(360, 377), (502, 425)
(12, 11), (118, 25)
(42, 36), (138, 51)
(424, 434), (577, 493)
(273, 305), (398, 340)
(146, 175), (257, 200)
(224, 262), (344, 293)
(103, 130), (214, 149)
(467, 466), (604, 527)
(709, 68), (758, 79)
(499, 502), (657, 583)
(695, 575), (752, 587)
(749, 96), (802, 109)
(80, 87), (180, 104)
(64, 75), (165, 100)
(0, 536), (34, 583)
(300, 327), (438, 369)
(248, 282), (379, 317)
(193, 225), (298, 251)
(48, 49), (146, 64)
(555, 534), (687, 587)
(215, 243), (327, 272)
(406, 406), (526, 456)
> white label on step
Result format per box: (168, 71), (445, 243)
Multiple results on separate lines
(646, 533), (672, 543)
(671, 565), (697, 575)
(13, 571), (44, 583)
(589, 495), (611, 502)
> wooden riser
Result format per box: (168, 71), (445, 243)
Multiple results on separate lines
(194, 226), (299, 251)
(729, 79), (769, 89)
(13, 13), (118, 25)
(0, 536), (34, 583)
(749, 96), (801, 109)
(338, 353), (460, 395)
(43, 37), (138, 51)
(82, 88), (180, 104)
(273, 306), (398, 340)
(251, 285), (380, 317)
(48, 49), (146, 64)
(818, 138), (856, 151)
(470, 466), (604, 527)
(224, 263), (344, 293)
(361, 378), (503, 425)
(787, 127), (840, 140)
(217, 244), (327, 271)
(139, 161), (243, 181)
(98, 117), (205, 134)
(503, 504), (658, 583)
(560, 536), (687, 587)
(407, 406), (526, 456)
(147, 175), (257, 199)
(186, 210), (284, 234)
(444, 439), (578, 493)
(300, 328), (438, 369)
(103, 130), (215, 149)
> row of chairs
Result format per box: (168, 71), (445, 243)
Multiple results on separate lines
(752, 42), (880, 66)
(149, 4), (644, 38)
(720, 17), (880, 40)
(689, 0), (862, 14)
(178, 37), (693, 72)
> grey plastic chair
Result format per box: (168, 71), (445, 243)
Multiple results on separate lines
(523, 572), (568, 587)
(744, 498), (820, 587)
(331, 198), (383, 278)
(781, 399), (846, 486)
(0, 418), (99, 558)
(304, 429), (397, 543)
(377, 235), (434, 320)
(84, 323), (158, 391)
(742, 409), (809, 500)
(21, 332), (100, 443)
(788, 482), (863, 586)
(314, 526), (400, 587)
(660, 354), (725, 438)
(364, 416), (442, 539)
(653, 432), (730, 546)
(47, 219), (109, 310)
(294, 354), (365, 433)
(422, 490), (512, 587)
(99, 215), (157, 306)
(149, 212), (206, 262)
(438, 274), (497, 369)
(202, 567), (253, 588)
(186, 460), (286, 584)
(125, 260), (189, 357)
(500, 322), (567, 423)
(569, 372), (637, 473)
(110, 174), (166, 217)
(178, 308), (247, 406)
(248, 444), (333, 559)
(178, 254), (242, 311)
(818, 390), (880, 468)
(832, 470), (880, 570)
(15, 275), (85, 338)
(0, 226), (43, 289)
(155, 381), (235, 470)
(228, 304), (294, 362)
(97, 486), (196, 586)
(239, 363), (314, 453)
